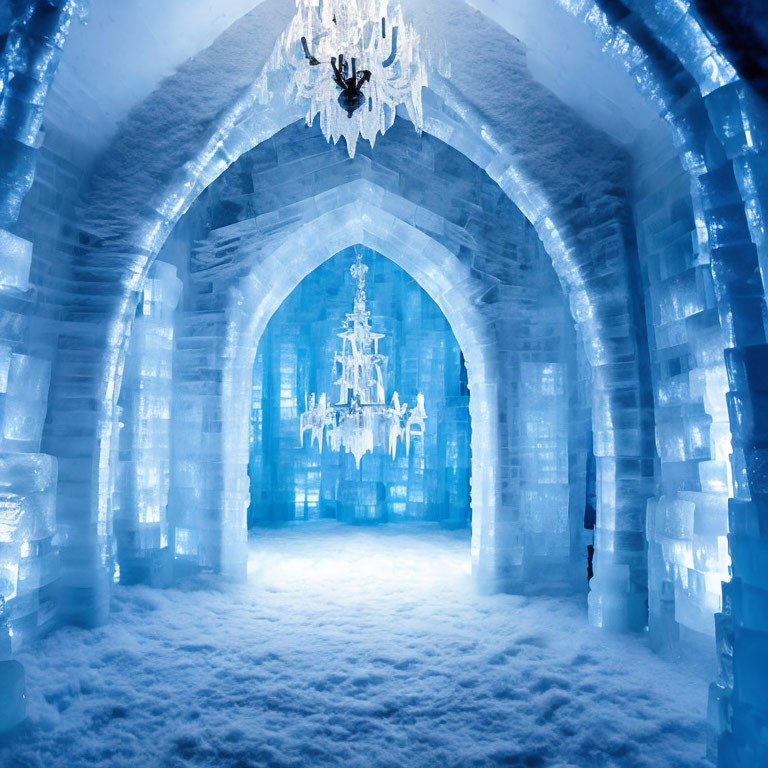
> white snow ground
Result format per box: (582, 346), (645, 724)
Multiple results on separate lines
(3, 523), (712, 768)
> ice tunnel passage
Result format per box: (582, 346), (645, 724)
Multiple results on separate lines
(2, 0), (768, 764)
(147, 118), (582, 596)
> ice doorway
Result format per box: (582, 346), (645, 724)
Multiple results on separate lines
(247, 246), (472, 530)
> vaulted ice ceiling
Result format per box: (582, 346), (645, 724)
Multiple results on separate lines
(50, 0), (661, 155)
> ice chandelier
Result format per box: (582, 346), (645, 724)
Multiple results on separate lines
(300, 254), (427, 468)
(270, 0), (436, 158)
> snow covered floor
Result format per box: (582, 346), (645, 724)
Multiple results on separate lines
(4, 522), (711, 767)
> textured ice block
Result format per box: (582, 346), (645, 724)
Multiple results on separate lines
(0, 230), (31, 291)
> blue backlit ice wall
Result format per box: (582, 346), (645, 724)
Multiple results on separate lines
(248, 246), (471, 527)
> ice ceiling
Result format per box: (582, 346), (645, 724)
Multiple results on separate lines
(52, 0), (659, 153)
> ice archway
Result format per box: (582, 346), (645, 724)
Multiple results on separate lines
(195, 210), (501, 584)
(44, 0), (652, 637)
(161, 120), (575, 594)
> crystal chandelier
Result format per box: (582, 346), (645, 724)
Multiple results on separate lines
(269, 0), (439, 158)
(300, 254), (427, 468)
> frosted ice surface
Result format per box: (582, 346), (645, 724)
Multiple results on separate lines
(0, 525), (713, 766)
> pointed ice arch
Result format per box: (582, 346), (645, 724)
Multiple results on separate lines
(178, 195), (504, 589)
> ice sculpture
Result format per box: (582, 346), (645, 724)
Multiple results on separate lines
(300, 252), (425, 468)
(265, 0), (443, 157)
(299, 393), (332, 453)
(386, 392), (407, 459)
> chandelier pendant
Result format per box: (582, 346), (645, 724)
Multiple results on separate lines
(269, 0), (442, 158)
(299, 254), (426, 468)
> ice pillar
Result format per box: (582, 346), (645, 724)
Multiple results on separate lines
(0, 1), (83, 226)
(115, 262), (181, 584)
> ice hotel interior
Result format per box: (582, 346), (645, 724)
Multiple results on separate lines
(0, 1), (767, 766)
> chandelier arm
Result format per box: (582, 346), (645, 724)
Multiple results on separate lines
(300, 36), (320, 66)
(382, 25), (398, 68)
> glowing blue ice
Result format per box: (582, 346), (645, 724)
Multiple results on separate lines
(249, 246), (471, 526)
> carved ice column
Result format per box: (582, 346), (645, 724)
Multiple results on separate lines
(115, 262), (181, 585)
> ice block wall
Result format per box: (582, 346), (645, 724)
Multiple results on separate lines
(169, 220), (252, 579)
(514, 223), (574, 582)
(519, 360), (570, 572)
(13, 48), (121, 637)
(115, 261), (181, 584)
(0, 230), (56, 648)
(0, 0), (84, 731)
(599, 6), (768, 760)
(568, 326), (595, 582)
(248, 246), (471, 526)
(633, 121), (732, 648)
(700, 81), (768, 767)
